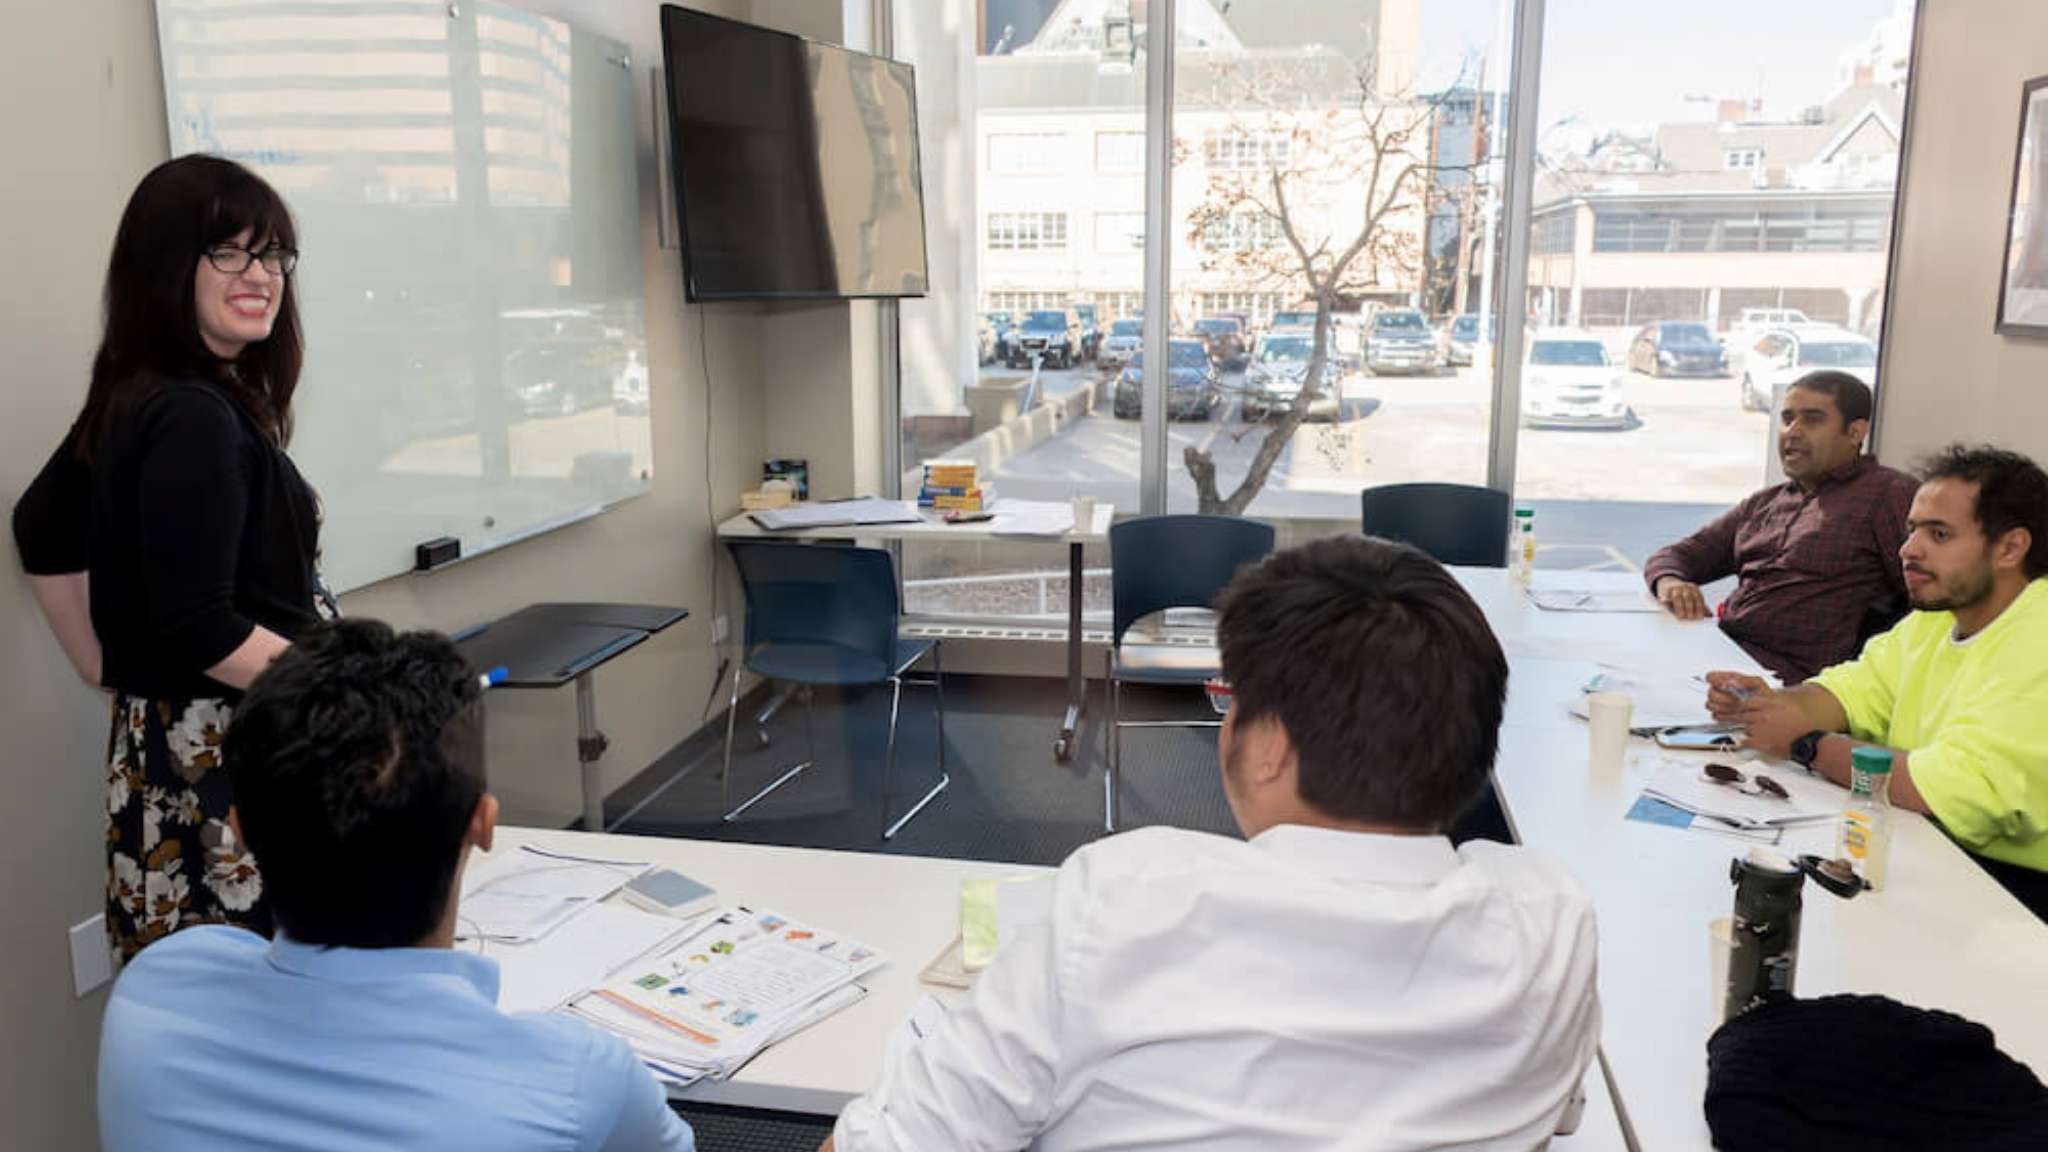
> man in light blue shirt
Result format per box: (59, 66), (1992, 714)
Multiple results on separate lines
(98, 619), (696, 1152)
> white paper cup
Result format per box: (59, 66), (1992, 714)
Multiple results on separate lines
(1586, 691), (1632, 783)
(1708, 916), (1738, 1027)
(1070, 495), (1096, 532)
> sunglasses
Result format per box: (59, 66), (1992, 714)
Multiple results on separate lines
(1701, 761), (1790, 800)
(1203, 677), (1232, 716)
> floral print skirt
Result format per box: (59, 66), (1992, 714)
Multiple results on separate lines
(105, 696), (269, 961)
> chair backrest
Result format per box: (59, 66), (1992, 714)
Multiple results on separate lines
(726, 541), (901, 681)
(1361, 483), (1512, 568)
(1109, 515), (1277, 645)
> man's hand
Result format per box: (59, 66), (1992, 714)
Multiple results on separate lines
(1733, 694), (1814, 760)
(1704, 671), (1771, 721)
(1654, 576), (1711, 621)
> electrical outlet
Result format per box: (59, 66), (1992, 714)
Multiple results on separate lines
(69, 915), (113, 997)
(713, 614), (730, 643)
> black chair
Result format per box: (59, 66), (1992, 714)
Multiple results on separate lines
(1361, 483), (1512, 568)
(722, 541), (947, 840)
(1104, 515), (1276, 832)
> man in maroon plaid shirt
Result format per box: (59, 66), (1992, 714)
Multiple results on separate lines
(1644, 371), (1918, 684)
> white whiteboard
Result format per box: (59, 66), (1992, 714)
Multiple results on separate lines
(156, 0), (652, 592)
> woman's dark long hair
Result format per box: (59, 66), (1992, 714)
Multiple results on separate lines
(73, 155), (302, 461)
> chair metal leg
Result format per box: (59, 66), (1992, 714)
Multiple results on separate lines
(883, 646), (951, 841)
(721, 665), (744, 811)
(724, 675), (815, 823)
(1105, 647), (1120, 833)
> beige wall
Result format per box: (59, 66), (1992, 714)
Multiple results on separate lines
(1878, 0), (2048, 463)
(2, 0), (783, 1145)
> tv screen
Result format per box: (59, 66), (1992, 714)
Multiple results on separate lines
(660, 6), (930, 301)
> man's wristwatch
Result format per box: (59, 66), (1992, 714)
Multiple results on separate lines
(1790, 730), (1829, 768)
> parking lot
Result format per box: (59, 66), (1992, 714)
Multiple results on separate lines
(980, 357), (1772, 526)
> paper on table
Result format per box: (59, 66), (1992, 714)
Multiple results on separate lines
(458, 845), (649, 943)
(490, 902), (693, 1014)
(1625, 794), (1783, 845)
(748, 498), (920, 531)
(988, 499), (1076, 538)
(1528, 587), (1662, 613)
(1640, 757), (1841, 829)
(1567, 670), (1713, 731)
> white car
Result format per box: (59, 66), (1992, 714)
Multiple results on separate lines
(1739, 325), (1877, 412)
(1521, 328), (1632, 429)
(1097, 319), (1142, 371)
(1242, 332), (1343, 422)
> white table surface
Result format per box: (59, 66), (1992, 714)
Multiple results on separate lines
(717, 499), (1113, 545)
(1462, 568), (2048, 1151)
(479, 826), (1047, 1114)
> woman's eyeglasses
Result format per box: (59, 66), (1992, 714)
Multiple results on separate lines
(1701, 761), (1790, 800)
(204, 244), (298, 276)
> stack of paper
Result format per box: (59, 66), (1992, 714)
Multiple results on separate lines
(1639, 758), (1840, 831)
(457, 846), (650, 944)
(563, 906), (883, 1087)
(1568, 670), (1714, 732)
(748, 498), (920, 531)
(1528, 586), (1661, 613)
(987, 499), (1076, 538)
(489, 903), (695, 1015)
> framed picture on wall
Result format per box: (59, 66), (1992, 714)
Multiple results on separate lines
(1996, 75), (2048, 335)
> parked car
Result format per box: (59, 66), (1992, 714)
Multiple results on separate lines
(975, 316), (997, 365)
(1192, 316), (1249, 370)
(612, 349), (649, 416)
(1365, 308), (1440, 375)
(1074, 304), (1103, 362)
(1011, 308), (1079, 368)
(1445, 312), (1495, 367)
(984, 311), (1019, 363)
(1521, 328), (1632, 429)
(1739, 325), (1877, 413)
(1628, 321), (1728, 378)
(1114, 339), (1221, 421)
(1731, 307), (1812, 344)
(509, 343), (615, 418)
(1268, 309), (1317, 332)
(1098, 318), (1143, 370)
(1242, 332), (1342, 422)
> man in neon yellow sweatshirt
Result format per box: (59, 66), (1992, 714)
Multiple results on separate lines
(1706, 445), (2048, 917)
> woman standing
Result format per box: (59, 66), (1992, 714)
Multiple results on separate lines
(13, 156), (324, 960)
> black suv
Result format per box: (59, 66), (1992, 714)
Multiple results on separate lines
(1011, 308), (1080, 369)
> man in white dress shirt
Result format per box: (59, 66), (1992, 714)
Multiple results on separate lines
(825, 536), (1601, 1151)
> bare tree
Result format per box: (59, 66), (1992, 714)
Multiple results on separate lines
(1179, 58), (1474, 515)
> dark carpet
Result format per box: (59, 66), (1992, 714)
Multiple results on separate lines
(606, 672), (1240, 867)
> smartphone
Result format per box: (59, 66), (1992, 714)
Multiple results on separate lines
(944, 510), (995, 524)
(620, 868), (719, 919)
(1654, 724), (1743, 751)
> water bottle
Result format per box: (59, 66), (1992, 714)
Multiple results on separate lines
(1837, 746), (1895, 890)
(1724, 847), (1805, 1021)
(1511, 507), (1536, 583)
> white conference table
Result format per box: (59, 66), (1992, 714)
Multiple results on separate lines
(717, 500), (1114, 762)
(482, 825), (1047, 1114)
(1464, 568), (2048, 1151)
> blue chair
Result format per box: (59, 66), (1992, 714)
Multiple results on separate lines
(722, 541), (947, 840)
(1361, 483), (1511, 568)
(1104, 515), (1276, 831)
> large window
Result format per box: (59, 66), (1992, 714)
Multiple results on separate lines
(1518, 0), (1914, 568)
(894, 0), (1918, 619)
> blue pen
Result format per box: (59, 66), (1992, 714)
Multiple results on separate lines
(479, 666), (509, 690)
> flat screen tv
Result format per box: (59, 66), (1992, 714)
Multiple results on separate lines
(660, 6), (929, 301)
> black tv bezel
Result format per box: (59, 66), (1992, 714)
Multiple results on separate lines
(659, 5), (931, 302)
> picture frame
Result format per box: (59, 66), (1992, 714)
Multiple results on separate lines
(1995, 75), (2048, 335)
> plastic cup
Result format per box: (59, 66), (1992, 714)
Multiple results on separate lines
(1586, 691), (1632, 783)
(1070, 495), (1096, 533)
(1708, 916), (1738, 1027)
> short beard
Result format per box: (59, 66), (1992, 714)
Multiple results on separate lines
(1911, 564), (1994, 613)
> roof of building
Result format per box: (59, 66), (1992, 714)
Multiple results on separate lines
(1535, 84), (1905, 207)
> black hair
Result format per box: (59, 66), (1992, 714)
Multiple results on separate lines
(1919, 444), (2048, 579)
(224, 619), (485, 948)
(1216, 535), (1508, 830)
(1786, 370), (1873, 427)
(74, 154), (302, 463)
